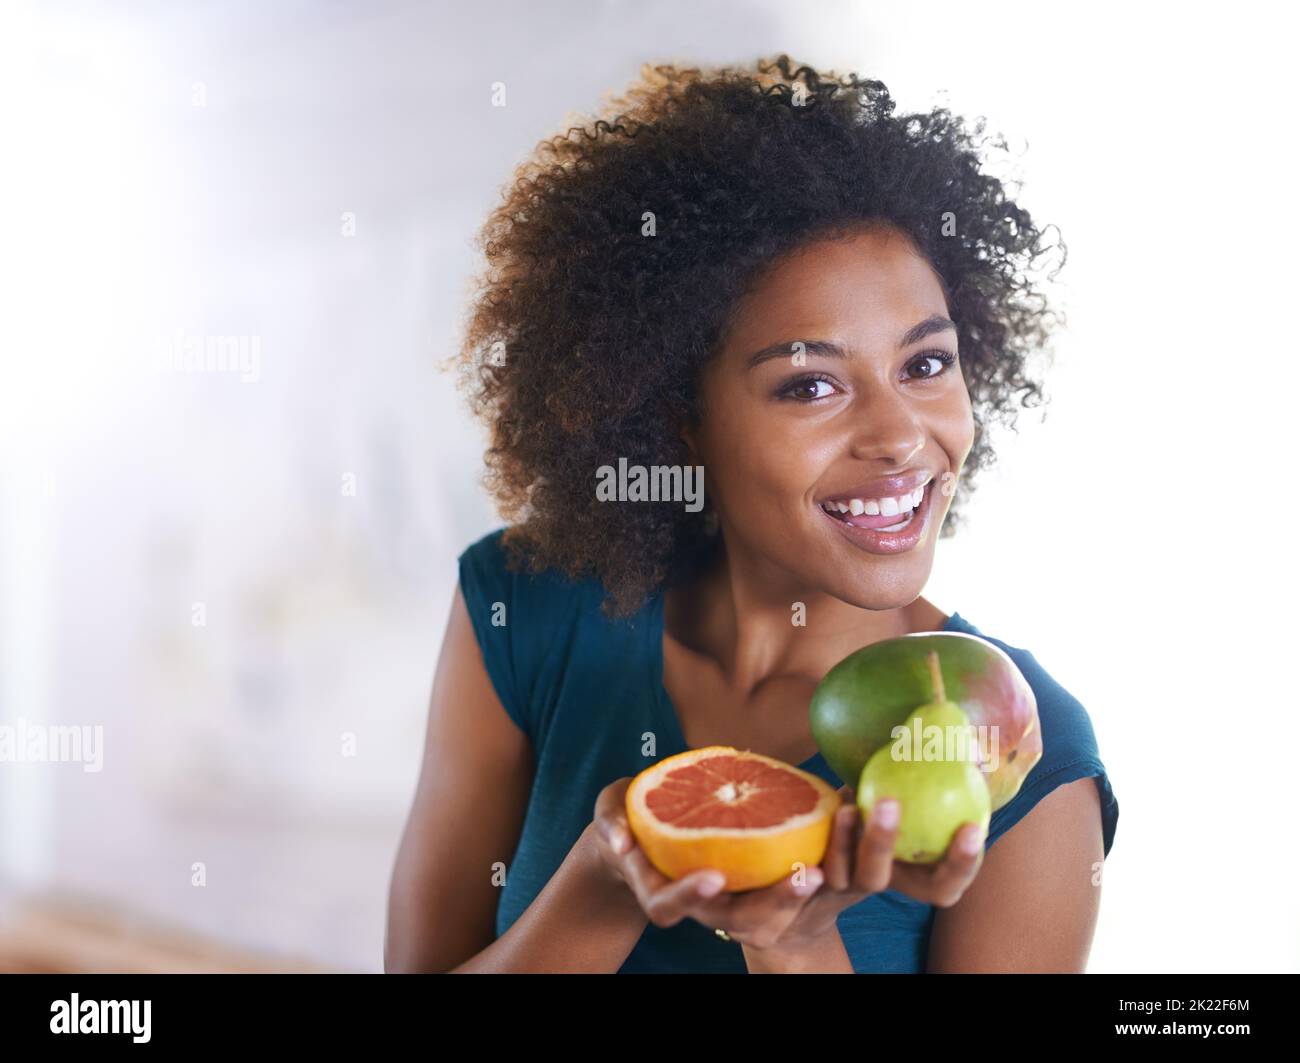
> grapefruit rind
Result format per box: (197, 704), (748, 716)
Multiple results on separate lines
(625, 746), (841, 892)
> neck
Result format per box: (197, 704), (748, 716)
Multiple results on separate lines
(665, 529), (916, 698)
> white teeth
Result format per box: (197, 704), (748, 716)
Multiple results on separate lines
(820, 481), (930, 519)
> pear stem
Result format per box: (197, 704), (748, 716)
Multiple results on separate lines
(927, 650), (946, 702)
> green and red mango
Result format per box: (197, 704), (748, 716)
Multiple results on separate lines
(810, 631), (1041, 812)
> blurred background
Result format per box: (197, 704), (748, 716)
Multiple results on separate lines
(1, 0), (1296, 973)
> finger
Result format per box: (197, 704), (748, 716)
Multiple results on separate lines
(638, 862), (732, 929)
(723, 865), (824, 946)
(823, 803), (860, 891)
(605, 834), (727, 926)
(889, 823), (984, 906)
(615, 835), (671, 896)
(592, 778), (633, 853)
(927, 822), (986, 907)
(852, 798), (899, 894)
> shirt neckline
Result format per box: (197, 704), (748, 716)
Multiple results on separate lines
(648, 593), (970, 770)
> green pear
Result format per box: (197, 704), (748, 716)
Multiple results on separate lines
(856, 650), (992, 864)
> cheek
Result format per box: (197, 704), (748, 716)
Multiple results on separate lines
(699, 398), (834, 512)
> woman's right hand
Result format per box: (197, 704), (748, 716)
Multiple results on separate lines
(586, 777), (739, 916)
(585, 776), (828, 945)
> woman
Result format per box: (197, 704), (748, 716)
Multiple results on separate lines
(386, 55), (1119, 974)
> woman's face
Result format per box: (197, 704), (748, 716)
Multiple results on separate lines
(685, 223), (976, 609)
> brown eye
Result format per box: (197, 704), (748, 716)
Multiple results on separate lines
(778, 375), (836, 401)
(907, 350), (958, 380)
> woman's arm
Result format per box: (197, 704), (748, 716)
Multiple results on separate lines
(385, 584), (647, 973)
(925, 776), (1105, 972)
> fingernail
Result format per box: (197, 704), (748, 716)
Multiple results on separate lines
(797, 870), (822, 895)
(609, 826), (628, 853)
(697, 872), (726, 896)
(875, 800), (899, 829)
(961, 829), (983, 854)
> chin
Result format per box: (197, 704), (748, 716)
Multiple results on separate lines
(817, 560), (932, 611)
(826, 583), (921, 612)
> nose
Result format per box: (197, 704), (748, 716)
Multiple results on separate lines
(846, 389), (927, 467)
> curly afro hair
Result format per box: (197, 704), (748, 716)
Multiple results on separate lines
(455, 54), (1065, 618)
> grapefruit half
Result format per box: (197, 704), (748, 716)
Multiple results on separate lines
(625, 746), (842, 892)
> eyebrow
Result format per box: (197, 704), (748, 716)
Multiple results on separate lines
(743, 314), (958, 369)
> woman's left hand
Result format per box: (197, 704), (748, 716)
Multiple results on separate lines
(693, 784), (987, 960)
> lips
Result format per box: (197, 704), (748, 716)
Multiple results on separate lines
(816, 476), (935, 555)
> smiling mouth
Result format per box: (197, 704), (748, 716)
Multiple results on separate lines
(817, 481), (930, 532)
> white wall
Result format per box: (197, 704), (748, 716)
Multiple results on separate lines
(3, 0), (1295, 972)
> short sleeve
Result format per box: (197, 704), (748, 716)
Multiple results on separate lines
(982, 643), (1120, 859)
(457, 529), (533, 741)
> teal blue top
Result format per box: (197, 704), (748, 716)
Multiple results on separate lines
(458, 528), (1119, 973)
